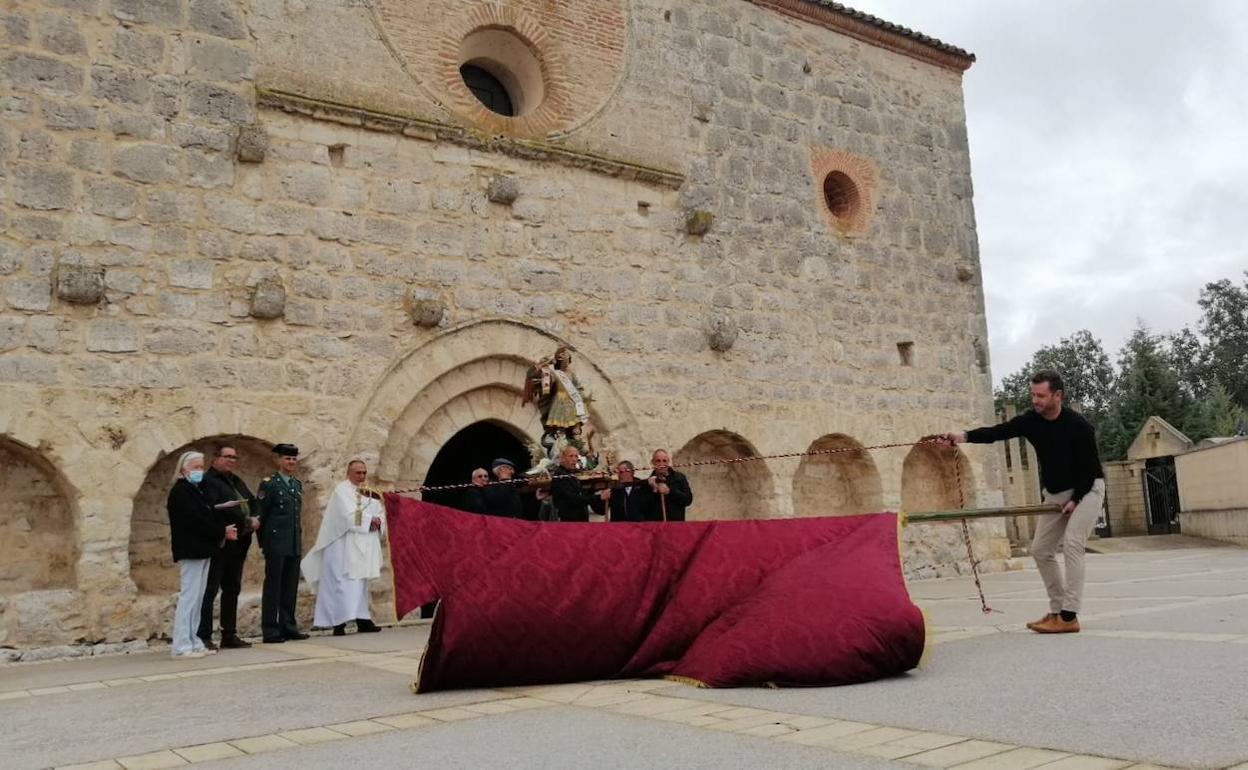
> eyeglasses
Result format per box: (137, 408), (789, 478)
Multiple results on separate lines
(221, 455), (238, 460)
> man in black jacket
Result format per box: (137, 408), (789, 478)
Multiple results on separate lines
(483, 458), (524, 519)
(642, 449), (693, 522)
(938, 371), (1105, 635)
(597, 460), (648, 522)
(550, 445), (598, 523)
(197, 444), (259, 649)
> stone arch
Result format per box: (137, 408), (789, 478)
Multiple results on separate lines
(354, 319), (643, 487)
(792, 434), (884, 517)
(900, 443), (974, 512)
(129, 435), (287, 594)
(0, 436), (79, 593)
(673, 431), (777, 521)
(379, 361), (543, 486)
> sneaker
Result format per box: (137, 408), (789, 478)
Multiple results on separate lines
(199, 637), (219, 652)
(1025, 613), (1059, 630)
(333, 624), (346, 636)
(221, 635), (252, 649)
(172, 650), (206, 659)
(356, 619), (381, 633)
(1032, 616), (1080, 634)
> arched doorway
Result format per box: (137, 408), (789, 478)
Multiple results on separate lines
(130, 435), (283, 594)
(422, 421), (534, 517)
(792, 434), (883, 517)
(674, 430), (777, 521)
(0, 437), (77, 593)
(900, 443), (973, 512)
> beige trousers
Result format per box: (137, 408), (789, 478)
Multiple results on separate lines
(1033, 479), (1106, 614)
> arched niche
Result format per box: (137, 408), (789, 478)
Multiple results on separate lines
(900, 443), (974, 513)
(673, 430), (777, 521)
(0, 436), (78, 592)
(792, 434), (884, 517)
(128, 435), (322, 594)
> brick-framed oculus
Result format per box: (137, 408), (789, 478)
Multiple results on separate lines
(371, 0), (629, 139)
(809, 147), (877, 237)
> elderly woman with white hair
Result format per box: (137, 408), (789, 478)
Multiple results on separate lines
(167, 450), (238, 658)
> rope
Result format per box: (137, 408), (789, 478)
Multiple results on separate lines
(379, 439), (936, 495)
(376, 436), (1002, 610)
(950, 448), (995, 615)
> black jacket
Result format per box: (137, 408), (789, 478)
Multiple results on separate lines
(167, 479), (225, 561)
(550, 467), (597, 523)
(483, 483), (524, 518)
(201, 468), (256, 538)
(601, 482), (648, 523)
(640, 469), (693, 522)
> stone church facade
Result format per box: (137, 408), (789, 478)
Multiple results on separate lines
(0, 0), (1008, 650)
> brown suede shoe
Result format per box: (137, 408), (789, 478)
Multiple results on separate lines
(1026, 613), (1059, 631)
(1032, 616), (1080, 634)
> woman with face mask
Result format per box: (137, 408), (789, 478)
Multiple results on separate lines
(167, 451), (238, 658)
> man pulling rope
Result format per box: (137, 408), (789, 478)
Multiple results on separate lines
(935, 370), (1105, 634)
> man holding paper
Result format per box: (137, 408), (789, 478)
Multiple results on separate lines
(301, 460), (385, 635)
(198, 444), (259, 650)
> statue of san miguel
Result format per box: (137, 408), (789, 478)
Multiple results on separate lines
(523, 346), (601, 473)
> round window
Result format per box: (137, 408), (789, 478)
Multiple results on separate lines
(458, 28), (545, 118)
(822, 171), (861, 223)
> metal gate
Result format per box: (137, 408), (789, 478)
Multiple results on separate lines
(1142, 457), (1181, 535)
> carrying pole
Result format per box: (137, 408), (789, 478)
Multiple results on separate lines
(904, 503), (1060, 525)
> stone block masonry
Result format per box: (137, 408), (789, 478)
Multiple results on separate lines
(0, 0), (1003, 649)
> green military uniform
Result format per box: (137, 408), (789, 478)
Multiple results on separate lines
(257, 444), (306, 642)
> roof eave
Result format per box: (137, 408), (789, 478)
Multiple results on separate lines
(751, 0), (976, 73)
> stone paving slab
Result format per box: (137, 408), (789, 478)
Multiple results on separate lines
(1093, 600), (1248, 635)
(192, 706), (912, 770)
(0, 648), (303, 693)
(674, 633), (1248, 768)
(1, 663), (500, 770)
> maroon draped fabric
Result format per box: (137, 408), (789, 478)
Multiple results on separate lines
(385, 496), (924, 692)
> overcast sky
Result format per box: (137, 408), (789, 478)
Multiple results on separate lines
(847, 0), (1248, 383)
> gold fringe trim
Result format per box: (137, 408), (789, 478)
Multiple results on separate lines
(663, 674), (709, 688)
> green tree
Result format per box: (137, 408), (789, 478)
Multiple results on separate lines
(1194, 273), (1248, 409)
(1166, 326), (1204, 399)
(1183, 384), (1248, 443)
(994, 329), (1115, 423)
(1100, 324), (1192, 460)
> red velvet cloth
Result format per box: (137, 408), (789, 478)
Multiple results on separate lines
(384, 496), (924, 691)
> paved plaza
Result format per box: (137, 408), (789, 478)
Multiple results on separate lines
(3, 540), (1247, 770)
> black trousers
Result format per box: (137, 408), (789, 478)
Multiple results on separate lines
(261, 552), (301, 638)
(197, 536), (251, 639)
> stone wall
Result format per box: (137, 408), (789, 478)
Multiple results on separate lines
(1103, 459), (1147, 537)
(0, 0), (1007, 649)
(1176, 437), (1248, 546)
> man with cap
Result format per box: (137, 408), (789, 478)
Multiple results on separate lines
(483, 458), (524, 519)
(256, 443), (308, 643)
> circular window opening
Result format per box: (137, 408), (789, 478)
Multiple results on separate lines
(458, 28), (545, 118)
(822, 171), (861, 223)
(460, 64), (515, 116)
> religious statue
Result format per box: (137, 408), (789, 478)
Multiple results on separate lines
(523, 346), (599, 471)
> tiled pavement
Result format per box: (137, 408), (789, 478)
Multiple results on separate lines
(3, 544), (1247, 770)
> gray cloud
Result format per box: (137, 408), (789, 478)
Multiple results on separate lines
(847, 0), (1248, 379)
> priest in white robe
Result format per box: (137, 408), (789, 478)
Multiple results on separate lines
(301, 460), (385, 635)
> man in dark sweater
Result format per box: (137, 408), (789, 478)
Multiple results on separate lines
(641, 449), (693, 522)
(939, 371), (1105, 634)
(198, 444), (259, 649)
(550, 445), (598, 523)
